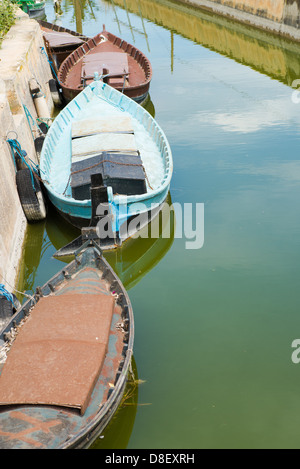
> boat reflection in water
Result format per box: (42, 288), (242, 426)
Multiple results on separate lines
(46, 192), (175, 290)
(17, 190), (174, 293)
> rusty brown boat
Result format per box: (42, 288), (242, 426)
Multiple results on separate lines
(0, 242), (134, 449)
(39, 20), (90, 70)
(57, 26), (152, 104)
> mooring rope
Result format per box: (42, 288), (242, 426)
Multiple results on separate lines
(6, 138), (36, 192)
(0, 284), (15, 306)
(40, 46), (61, 84)
(0, 275), (35, 304)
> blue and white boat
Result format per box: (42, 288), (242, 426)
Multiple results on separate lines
(40, 78), (173, 249)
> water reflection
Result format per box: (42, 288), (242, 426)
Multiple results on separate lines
(108, 0), (300, 88)
(181, 95), (299, 136)
(46, 193), (174, 290)
(16, 192), (174, 294)
(16, 222), (47, 297)
(105, 194), (175, 289)
(45, 0), (300, 88)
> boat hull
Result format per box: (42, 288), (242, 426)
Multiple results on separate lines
(61, 80), (150, 105)
(46, 181), (169, 244)
(58, 29), (152, 104)
(40, 80), (173, 249)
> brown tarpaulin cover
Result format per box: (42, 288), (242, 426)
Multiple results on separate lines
(0, 294), (115, 415)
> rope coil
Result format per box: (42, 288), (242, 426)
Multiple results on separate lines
(0, 284), (15, 306)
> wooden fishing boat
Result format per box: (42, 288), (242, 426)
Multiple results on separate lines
(38, 20), (90, 70)
(40, 78), (173, 250)
(57, 26), (152, 104)
(0, 242), (134, 449)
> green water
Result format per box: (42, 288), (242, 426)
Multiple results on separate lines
(18, 0), (300, 449)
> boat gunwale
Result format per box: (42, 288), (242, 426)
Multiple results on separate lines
(38, 20), (90, 43)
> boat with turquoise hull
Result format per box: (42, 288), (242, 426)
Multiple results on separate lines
(40, 79), (173, 249)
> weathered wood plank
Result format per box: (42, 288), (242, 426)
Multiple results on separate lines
(71, 115), (134, 138)
(72, 132), (137, 158)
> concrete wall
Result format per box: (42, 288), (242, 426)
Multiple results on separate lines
(0, 9), (53, 290)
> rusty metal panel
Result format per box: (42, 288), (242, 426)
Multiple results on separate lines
(0, 294), (115, 415)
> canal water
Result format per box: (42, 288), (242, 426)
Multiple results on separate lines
(18, 0), (300, 449)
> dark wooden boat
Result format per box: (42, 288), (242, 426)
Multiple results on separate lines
(0, 242), (134, 449)
(57, 26), (152, 104)
(38, 20), (90, 70)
